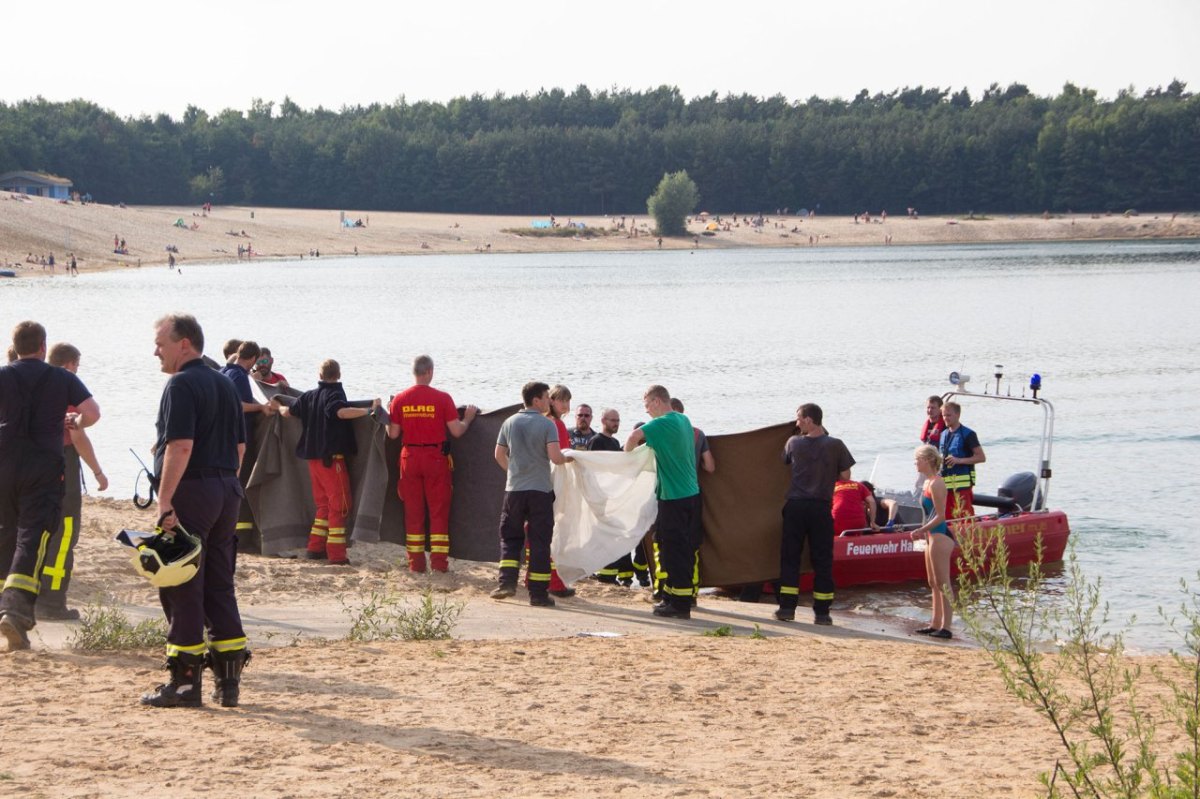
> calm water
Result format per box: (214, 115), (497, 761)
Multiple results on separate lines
(4, 239), (1199, 650)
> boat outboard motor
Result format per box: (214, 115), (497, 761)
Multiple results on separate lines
(998, 471), (1038, 511)
(973, 471), (1037, 515)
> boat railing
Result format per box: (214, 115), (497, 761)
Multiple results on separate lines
(943, 384), (1055, 511)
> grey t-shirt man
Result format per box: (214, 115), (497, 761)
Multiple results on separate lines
(783, 434), (855, 501)
(496, 409), (560, 492)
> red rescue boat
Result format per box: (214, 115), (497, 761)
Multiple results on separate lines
(801, 368), (1071, 590)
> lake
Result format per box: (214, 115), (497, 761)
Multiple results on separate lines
(4, 239), (1199, 650)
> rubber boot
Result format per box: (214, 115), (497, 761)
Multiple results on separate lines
(408, 552), (427, 573)
(140, 653), (205, 708)
(208, 649), (251, 708)
(429, 554), (449, 573)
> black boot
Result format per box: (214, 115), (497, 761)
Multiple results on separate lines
(0, 591), (37, 651)
(140, 653), (205, 708)
(207, 649), (251, 708)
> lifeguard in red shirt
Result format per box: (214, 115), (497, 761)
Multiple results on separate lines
(387, 355), (478, 572)
(831, 472), (879, 536)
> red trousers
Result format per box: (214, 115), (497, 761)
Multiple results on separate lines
(945, 487), (975, 530)
(308, 457), (352, 563)
(398, 446), (452, 571)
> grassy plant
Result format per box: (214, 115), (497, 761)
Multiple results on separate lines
(702, 625), (734, 638)
(67, 602), (166, 651)
(341, 588), (464, 642)
(261, 629), (306, 647)
(750, 624), (767, 640)
(954, 522), (1200, 798)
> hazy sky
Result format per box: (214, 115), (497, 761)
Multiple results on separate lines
(7, 1), (1198, 118)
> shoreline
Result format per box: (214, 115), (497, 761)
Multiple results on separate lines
(3, 193), (1198, 276)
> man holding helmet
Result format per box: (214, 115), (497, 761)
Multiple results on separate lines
(144, 313), (249, 708)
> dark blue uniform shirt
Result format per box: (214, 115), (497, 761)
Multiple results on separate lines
(155, 358), (246, 478)
(291, 381), (357, 460)
(0, 360), (91, 455)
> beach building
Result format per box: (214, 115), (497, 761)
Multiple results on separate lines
(0, 170), (73, 199)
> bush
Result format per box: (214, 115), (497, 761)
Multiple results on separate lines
(67, 602), (166, 651)
(342, 589), (464, 642)
(955, 524), (1200, 798)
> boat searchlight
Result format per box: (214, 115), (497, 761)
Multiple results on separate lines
(948, 371), (970, 391)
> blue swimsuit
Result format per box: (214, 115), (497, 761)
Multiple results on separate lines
(922, 488), (952, 539)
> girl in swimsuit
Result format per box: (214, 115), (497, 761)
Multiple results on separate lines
(911, 444), (954, 639)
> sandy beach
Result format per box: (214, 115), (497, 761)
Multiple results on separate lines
(0, 497), (1190, 798)
(2, 193), (1198, 274)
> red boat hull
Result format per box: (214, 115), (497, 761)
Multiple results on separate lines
(798, 510), (1070, 590)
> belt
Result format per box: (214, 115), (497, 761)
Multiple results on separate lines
(182, 467), (237, 479)
(403, 443), (443, 448)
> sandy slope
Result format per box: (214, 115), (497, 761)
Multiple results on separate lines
(1, 497), (1190, 798)
(3, 192), (1197, 274)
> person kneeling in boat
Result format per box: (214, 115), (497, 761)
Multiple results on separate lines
(831, 470), (878, 536)
(911, 444), (954, 640)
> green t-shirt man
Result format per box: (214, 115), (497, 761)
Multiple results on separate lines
(640, 411), (699, 500)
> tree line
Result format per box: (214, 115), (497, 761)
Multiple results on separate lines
(1, 82), (1197, 216)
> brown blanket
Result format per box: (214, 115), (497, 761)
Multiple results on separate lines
(698, 421), (799, 586)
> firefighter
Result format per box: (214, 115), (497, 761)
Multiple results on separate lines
(387, 355), (478, 572)
(274, 359), (379, 565)
(142, 313), (248, 708)
(624, 385), (701, 619)
(492, 381), (571, 606)
(0, 322), (101, 651)
(774, 403), (854, 626)
(37, 343), (109, 620)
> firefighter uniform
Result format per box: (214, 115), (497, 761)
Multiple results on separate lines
(776, 430), (854, 622)
(0, 358), (92, 648)
(388, 385), (460, 572)
(36, 444), (83, 616)
(638, 411), (701, 617)
(494, 408), (560, 603)
(290, 381), (358, 564)
(220, 361), (262, 553)
(144, 355), (248, 707)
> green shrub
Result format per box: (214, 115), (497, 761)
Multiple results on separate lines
(955, 524), (1200, 798)
(342, 589), (464, 642)
(67, 602), (166, 651)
